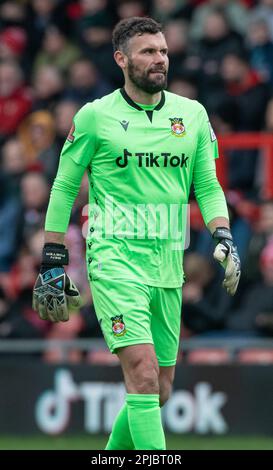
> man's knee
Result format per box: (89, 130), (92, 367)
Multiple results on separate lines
(118, 345), (160, 394)
(134, 359), (159, 394)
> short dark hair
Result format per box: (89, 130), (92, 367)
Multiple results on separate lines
(112, 17), (163, 53)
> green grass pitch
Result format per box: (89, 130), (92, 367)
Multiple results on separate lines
(0, 434), (272, 450)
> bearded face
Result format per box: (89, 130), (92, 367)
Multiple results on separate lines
(127, 55), (168, 94)
(122, 32), (169, 94)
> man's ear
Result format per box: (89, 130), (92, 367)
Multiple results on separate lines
(114, 50), (128, 70)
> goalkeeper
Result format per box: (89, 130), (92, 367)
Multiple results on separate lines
(33, 17), (241, 450)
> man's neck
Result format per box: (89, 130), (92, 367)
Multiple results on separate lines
(124, 82), (162, 105)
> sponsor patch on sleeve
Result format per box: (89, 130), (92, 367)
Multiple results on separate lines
(66, 122), (75, 143)
(208, 121), (217, 142)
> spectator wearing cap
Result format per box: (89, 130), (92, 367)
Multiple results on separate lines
(0, 26), (27, 59)
(0, 17), (31, 76)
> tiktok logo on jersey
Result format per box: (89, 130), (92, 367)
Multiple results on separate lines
(116, 148), (189, 168)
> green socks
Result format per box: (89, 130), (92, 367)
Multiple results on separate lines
(105, 403), (134, 450)
(105, 394), (166, 450)
(126, 393), (166, 450)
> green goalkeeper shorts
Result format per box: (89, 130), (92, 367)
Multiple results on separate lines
(90, 279), (182, 366)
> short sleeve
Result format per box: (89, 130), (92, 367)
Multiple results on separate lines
(60, 103), (97, 168)
(196, 103), (219, 162)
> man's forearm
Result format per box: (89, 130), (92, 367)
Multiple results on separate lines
(44, 141), (87, 233)
(44, 231), (65, 245)
(193, 157), (229, 226)
(207, 217), (229, 234)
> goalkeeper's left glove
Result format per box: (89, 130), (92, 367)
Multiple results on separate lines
(32, 243), (81, 322)
(212, 227), (241, 296)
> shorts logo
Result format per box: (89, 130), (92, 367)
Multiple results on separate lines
(169, 117), (186, 137)
(111, 315), (126, 337)
(66, 123), (75, 143)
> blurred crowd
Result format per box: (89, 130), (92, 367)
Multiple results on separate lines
(1, 0), (273, 361)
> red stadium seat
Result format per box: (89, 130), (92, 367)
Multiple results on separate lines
(187, 348), (231, 364)
(237, 349), (273, 364)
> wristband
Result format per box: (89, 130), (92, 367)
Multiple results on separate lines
(212, 227), (233, 242)
(42, 243), (69, 266)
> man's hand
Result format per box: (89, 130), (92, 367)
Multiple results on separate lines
(212, 227), (241, 296)
(32, 243), (81, 322)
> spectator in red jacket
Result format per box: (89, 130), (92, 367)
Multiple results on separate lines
(0, 60), (32, 142)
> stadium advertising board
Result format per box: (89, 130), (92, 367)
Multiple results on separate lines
(0, 362), (272, 435)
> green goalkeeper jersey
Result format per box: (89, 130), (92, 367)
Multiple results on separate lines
(45, 88), (228, 287)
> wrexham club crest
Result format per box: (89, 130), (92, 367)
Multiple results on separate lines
(111, 315), (126, 337)
(169, 117), (186, 137)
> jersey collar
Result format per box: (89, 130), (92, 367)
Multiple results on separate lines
(120, 87), (165, 111)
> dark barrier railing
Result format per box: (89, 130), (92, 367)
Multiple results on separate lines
(217, 133), (273, 199)
(0, 337), (272, 355)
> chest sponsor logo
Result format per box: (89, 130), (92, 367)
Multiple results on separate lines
(170, 117), (186, 137)
(116, 148), (189, 168)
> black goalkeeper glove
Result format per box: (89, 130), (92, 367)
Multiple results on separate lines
(32, 243), (81, 322)
(212, 227), (241, 296)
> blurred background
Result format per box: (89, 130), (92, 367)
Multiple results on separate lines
(0, 0), (273, 450)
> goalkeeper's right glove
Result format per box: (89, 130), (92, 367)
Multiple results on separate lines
(212, 227), (241, 296)
(32, 243), (81, 322)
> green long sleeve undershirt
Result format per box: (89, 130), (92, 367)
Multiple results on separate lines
(193, 160), (229, 226)
(45, 153), (86, 233)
